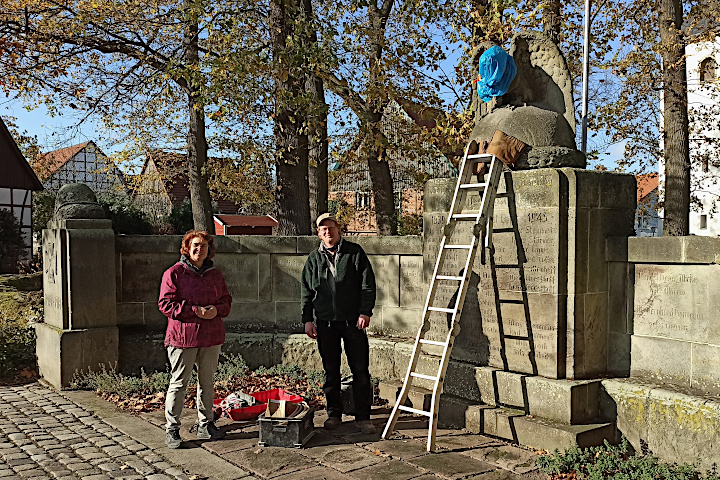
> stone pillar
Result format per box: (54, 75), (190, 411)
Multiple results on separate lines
(37, 184), (118, 389)
(424, 169), (636, 380)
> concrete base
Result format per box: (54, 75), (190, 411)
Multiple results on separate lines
(35, 323), (119, 390)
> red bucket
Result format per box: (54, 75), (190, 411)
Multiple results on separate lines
(213, 389), (304, 421)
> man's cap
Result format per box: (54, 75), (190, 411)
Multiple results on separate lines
(316, 213), (338, 228)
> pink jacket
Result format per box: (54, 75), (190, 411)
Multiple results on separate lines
(158, 261), (232, 348)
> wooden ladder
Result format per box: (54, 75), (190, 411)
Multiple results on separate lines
(381, 142), (503, 452)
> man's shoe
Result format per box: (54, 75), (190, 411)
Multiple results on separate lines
(356, 420), (376, 434)
(323, 417), (342, 430)
(195, 421), (225, 440)
(166, 429), (182, 449)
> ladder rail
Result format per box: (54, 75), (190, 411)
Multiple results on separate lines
(382, 143), (502, 452)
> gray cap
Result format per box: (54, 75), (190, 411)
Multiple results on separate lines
(316, 213), (338, 227)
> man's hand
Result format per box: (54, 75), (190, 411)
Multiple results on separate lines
(305, 322), (318, 339)
(357, 314), (371, 330)
(197, 305), (217, 319)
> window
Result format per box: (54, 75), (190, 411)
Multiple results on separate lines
(700, 57), (717, 83)
(700, 214), (708, 230)
(638, 213), (649, 229)
(355, 191), (372, 210)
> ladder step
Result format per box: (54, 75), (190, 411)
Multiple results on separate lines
(410, 372), (439, 381)
(435, 275), (464, 281)
(398, 405), (433, 417)
(451, 213), (479, 220)
(427, 307), (455, 314)
(419, 339), (449, 347)
(444, 244), (473, 249)
(459, 182), (488, 189)
(466, 153), (493, 161)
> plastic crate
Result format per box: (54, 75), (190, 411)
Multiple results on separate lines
(213, 389), (304, 421)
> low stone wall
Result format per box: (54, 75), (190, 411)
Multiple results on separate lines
(605, 236), (720, 468)
(115, 235), (423, 373)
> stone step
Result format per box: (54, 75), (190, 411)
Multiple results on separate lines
(379, 380), (432, 413)
(437, 394), (618, 452)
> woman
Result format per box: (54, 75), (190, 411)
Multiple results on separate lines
(158, 230), (232, 449)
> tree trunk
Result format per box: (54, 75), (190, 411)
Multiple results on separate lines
(659, 0), (690, 235)
(366, 0), (396, 235)
(303, 0), (328, 224)
(361, 119), (396, 235)
(271, 0), (311, 235)
(542, 0), (561, 45)
(308, 76), (328, 223)
(183, 2), (214, 232)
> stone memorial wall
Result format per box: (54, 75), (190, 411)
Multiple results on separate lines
(424, 169), (635, 380)
(607, 236), (720, 394)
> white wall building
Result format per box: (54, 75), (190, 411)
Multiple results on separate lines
(35, 141), (127, 197)
(674, 39), (720, 235)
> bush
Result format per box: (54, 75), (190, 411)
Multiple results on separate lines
(0, 316), (36, 377)
(32, 189), (57, 232)
(98, 194), (154, 235)
(538, 437), (720, 480)
(214, 352), (248, 385)
(70, 365), (170, 397)
(0, 209), (26, 273)
(169, 199), (194, 235)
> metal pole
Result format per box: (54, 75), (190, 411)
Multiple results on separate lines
(581, 0), (591, 153)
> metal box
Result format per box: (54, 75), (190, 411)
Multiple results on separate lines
(258, 407), (314, 448)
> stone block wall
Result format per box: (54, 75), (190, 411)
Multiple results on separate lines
(114, 235), (423, 372)
(607, 236), (720, 395)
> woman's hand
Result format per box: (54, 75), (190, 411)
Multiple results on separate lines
(197, 305), (218, 319)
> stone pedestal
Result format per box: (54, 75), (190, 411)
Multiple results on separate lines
(37, 215), (118, 389)
(424, 169), (636, 380)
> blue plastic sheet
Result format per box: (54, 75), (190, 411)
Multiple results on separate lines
(476, 45), (517, 102)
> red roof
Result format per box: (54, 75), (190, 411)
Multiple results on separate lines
(33, 142), (90, 180)
(214, 215), (278, 227)
(636, 173), (659, 203)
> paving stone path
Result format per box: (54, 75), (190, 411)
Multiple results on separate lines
(0, 382), (550, 480)
(0, 384), (195, 480)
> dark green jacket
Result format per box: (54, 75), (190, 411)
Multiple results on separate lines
(301, 239), (376, 323)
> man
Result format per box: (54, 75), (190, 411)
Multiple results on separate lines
(301, 213), (377, 434)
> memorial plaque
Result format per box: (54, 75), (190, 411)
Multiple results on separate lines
(633, 264), (717, 343)
(121, 253), (177, 303)
(272, 255), (306, 301)
(399, 256), (425, 308)
(214, 253), (260, 301)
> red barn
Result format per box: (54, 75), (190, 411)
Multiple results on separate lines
(213, 215), (278, 235)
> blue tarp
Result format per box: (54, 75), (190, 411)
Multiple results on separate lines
(476, 45), (517, 102)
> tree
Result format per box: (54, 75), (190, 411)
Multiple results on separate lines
(269, 0), (312, 235)
(659, 0), (690, 235)
(317, 0), (455, 235)
(0, 0), (261, 232)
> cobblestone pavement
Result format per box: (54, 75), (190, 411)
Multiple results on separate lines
(0, 384), (212, 480)
(0, 382), (550, 480)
